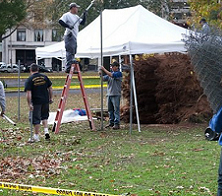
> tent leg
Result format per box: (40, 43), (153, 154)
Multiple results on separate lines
(119, 55), (122, 72)
(100, 10), (104, 131)
(129, 57), (133, 134)
(129, 55), (141, 133)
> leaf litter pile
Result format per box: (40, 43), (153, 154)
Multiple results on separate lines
(0, 127), (80, 183)
(0, 128), (62, 181)
(0, 155), (61, 180)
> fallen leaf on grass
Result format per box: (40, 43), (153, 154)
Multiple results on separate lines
(99, 133), (107, 138)
(16, 136), (22, 140)
(192, 148), (204, 152)
(176, 186), (184, 189)
(151, 151), (165, 156)
(120, 185), (133, 188)
(75, 164), (83, 170)
(199, 186), (210, 192)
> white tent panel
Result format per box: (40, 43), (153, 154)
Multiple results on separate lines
(36, 41), (65, 59)
(36, 5), (189, 59)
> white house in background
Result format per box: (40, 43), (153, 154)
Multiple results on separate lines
(1, 27), (62, 70)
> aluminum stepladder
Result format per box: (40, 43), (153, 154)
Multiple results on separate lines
(52, 63), (95, 134)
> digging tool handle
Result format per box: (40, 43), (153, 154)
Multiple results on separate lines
(73, 0), (95, 26)
(85, 0), (95, 12)
(30, 111), (33, 139)
(3, 114), (16, 126)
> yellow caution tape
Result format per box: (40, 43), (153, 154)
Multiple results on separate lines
(53, 84), (107, 89)
(4, 84), (107, 92)
(0, 76), (100, 79)
(0, 182), (122, 196)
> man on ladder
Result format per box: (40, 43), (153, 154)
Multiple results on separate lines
(59, 2), (87, 73)
(53, 1), (95, 134)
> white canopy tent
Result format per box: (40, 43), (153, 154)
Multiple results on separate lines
(36, 5), (189, 59)
(36, 5), (190, 132)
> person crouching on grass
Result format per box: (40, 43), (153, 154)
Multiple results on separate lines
(25, 63), (53, 142)
(99, 61), (122, 130)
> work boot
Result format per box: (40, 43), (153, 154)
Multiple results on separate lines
(45, 133), (50, 140)
(69, 59), (78, 65)
(105, 124), (114, 128)
(65, 66), (79, 74)
(112, 124), (120, 130)
(65, 66), (71, 73)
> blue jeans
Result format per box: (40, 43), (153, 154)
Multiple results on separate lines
(107, 95), (121, 125)
(64, 33), (77, 69)
(218, 148), (222, 195)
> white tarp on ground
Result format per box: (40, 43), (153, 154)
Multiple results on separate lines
(47, 109), (88, 125)
(36, 5), (189, 59)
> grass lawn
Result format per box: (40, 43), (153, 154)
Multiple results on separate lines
(0, 91), (220, 195)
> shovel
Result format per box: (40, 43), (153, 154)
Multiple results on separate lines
(2, 114), (16, 126)
(27, 111), (35, 143)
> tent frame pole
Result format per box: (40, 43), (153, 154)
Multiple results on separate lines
(129, 56), (133, 134)
(100, 9), (104, 131)
(129, 54), (141, 133)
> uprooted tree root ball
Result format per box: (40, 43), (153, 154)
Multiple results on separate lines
(121, 53), (212, 124)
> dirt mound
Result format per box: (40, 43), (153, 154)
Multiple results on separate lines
(121, 53), (212, 124)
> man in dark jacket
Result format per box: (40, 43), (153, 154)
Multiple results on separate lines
(25, 63), (53, 142)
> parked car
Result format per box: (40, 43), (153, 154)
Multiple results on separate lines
(0, 64), (7, 72)
(20, 65), (26, 72)
(7, 64), (19, 73)
(24, 64), (53, 73)
(39, 65), (53, 73)
(0, 62), (6, 68)
(0, 64), (26, 73)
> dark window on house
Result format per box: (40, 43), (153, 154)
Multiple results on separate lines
(52, 29), (62, 42)
(17, 29), (26, 41)
(34, 30), (44, 42)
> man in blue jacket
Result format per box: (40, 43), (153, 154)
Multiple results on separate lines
(99, 61), (122, 130)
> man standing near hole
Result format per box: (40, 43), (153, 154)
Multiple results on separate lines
(99, 61), (122, 130)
